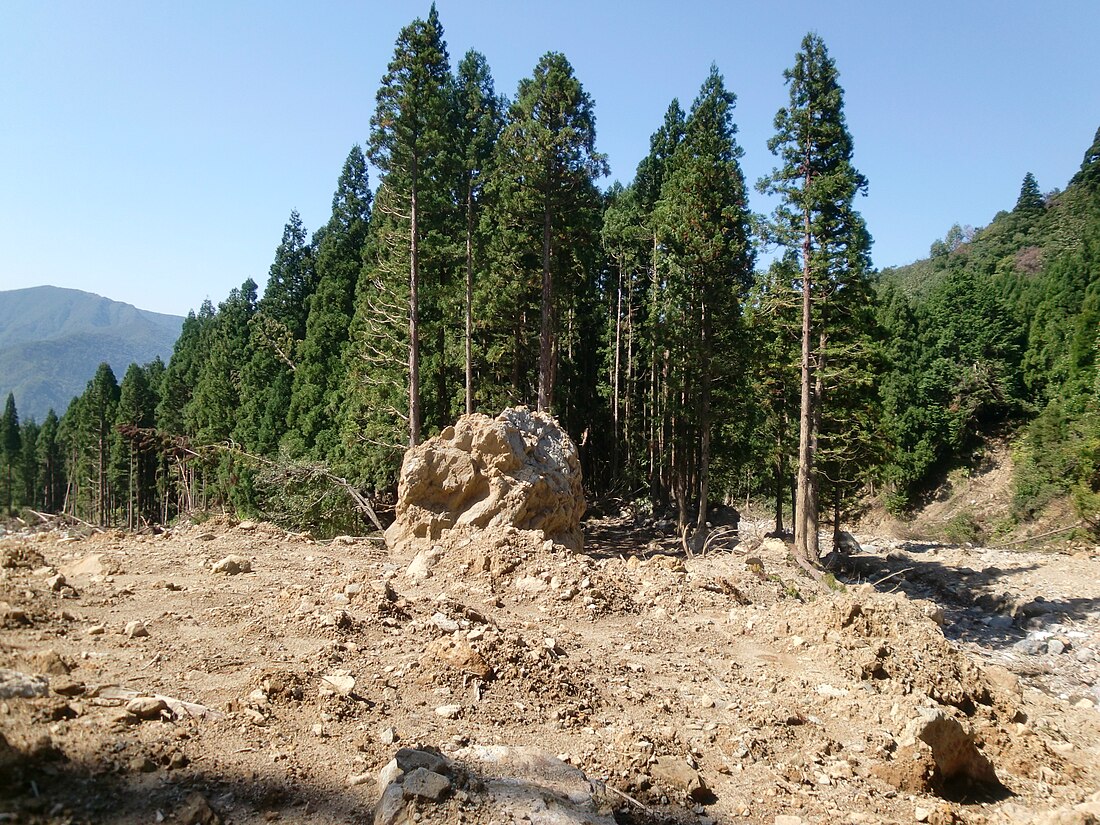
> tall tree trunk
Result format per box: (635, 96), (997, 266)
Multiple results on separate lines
(625, 284), (635, 471)
(538, 194), (553, 412)
(774, 421), (785, 534)
(613, 262), (623, 475)
(695, 304), (711, 536)
(465, 185), (474, 416)
(794, 201), (820, 564)
(833, 489), (842, 547)
(408, 162), (421, 447)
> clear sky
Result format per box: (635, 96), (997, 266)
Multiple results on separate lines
(2, 1), (1098, 317)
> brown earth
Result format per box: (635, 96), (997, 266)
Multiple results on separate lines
(1, 513), (1099, 825)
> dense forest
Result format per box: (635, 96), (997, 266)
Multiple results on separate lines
(1, 8), (1098, 545)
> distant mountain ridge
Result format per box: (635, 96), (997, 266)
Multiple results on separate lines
(0, 286), (183, 422)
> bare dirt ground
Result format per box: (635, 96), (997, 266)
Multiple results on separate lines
(2, 513), (1098, 824)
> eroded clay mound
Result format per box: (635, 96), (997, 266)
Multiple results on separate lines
(385, 407), (585, 557)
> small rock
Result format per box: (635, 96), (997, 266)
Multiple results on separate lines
(1074, 698), (1094, 710)
(87, 624), (106, 635)
(321, 673), (356, 696)
(51, 677), (86, 697)
(401, 766), (452, 801)
(0, 603), (31, 626)
(47, 573), (67, 591)
(650, 755), (712, 802)
(127, 697), (169, 720)
(107, 708), (139, 726)
(32, 649), (70, 676)
(0, 668), (50, 699)
(406, 547), (442, 583)
(775, 816), (805, 825)
(194, 533), (217, 542)
(178, 792), (222, 825)
(211, 555), (251, 575)
(1047, 639), (1067, 655)
(348, 772), (374, 786)
(378, 747), (452, 788)
(431, 611), (460, 633)
(1014, 638), (1045, 655)
(914, 806), (931, 822)
(435, 704), (462, 719)
(130, 755), (158, 773)
(380, 726), (398, 745)
(123, 620), (149, 638)
(168, 751), (190, 769)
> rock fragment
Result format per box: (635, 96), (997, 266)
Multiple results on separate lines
(126, 697), (169, 720)
(211, 555), (251, 575)
(401, 766), (452, 801)
(0, 668), (49, 699)
(320, 672), (356, 696)
(650, 754), (713, 802)
(178, 792), (222, 825)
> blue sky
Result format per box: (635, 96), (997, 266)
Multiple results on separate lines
(2, 0), (1098, 317)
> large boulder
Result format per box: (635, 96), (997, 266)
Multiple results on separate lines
(384, 408), (585, 557)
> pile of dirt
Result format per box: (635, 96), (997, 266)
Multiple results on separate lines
(0, 504), (1098, 823)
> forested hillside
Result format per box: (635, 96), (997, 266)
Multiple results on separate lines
(0, 286), (182, 421)
(877, 131), (1100, 527)
(1, 9), (1096, 543)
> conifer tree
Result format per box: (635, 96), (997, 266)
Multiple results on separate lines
(491, 51), (608, 413)
(187, 282), (257, 446)
(19, 418), (39, 510)
(631, 101), (686, 501)
(36, 410), (63, 513)
(1015, 172), (1044, 213)
(366, 4), (455, 447)
(653, 65), (754, 536)
(114, 363), (159, 527)
(237, 212), (314, 457)
(758, 33), (872, 566)
(747, 258), (802, 533)
(287, 147), (371, 462)
(61, 364), (122, 524)
(600, 183), (649, 480)
(0, 393), (19, 514)
(454, 50), (504, 414)
(158, 304), (214, 435)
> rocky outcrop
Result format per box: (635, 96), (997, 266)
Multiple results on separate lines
(385, 408), (585, 558)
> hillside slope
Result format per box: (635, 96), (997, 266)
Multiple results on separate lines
(0, 286), (183, 421)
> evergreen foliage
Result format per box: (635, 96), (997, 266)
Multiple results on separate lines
(758, 33), (875, 561)
(6, 8), (1096, 543)
(652, 66), (754, 532)
(1, 393), (20, 514)
(287, 147), (372, 464)
(488, 51), (608, 415)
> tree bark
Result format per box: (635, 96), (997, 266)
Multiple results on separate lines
(538, 193), (553, 412)
(794, 198), (820, 564)
(613, 262), (623, 475)
(465, 183), (474, 416)
(696, 302), (711, 536)
(774, 421), (785, 534)
(408, 159), (421, 447)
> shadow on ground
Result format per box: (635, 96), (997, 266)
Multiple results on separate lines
(832, 547), (1100, 652)
(0, 742), (686, 825)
